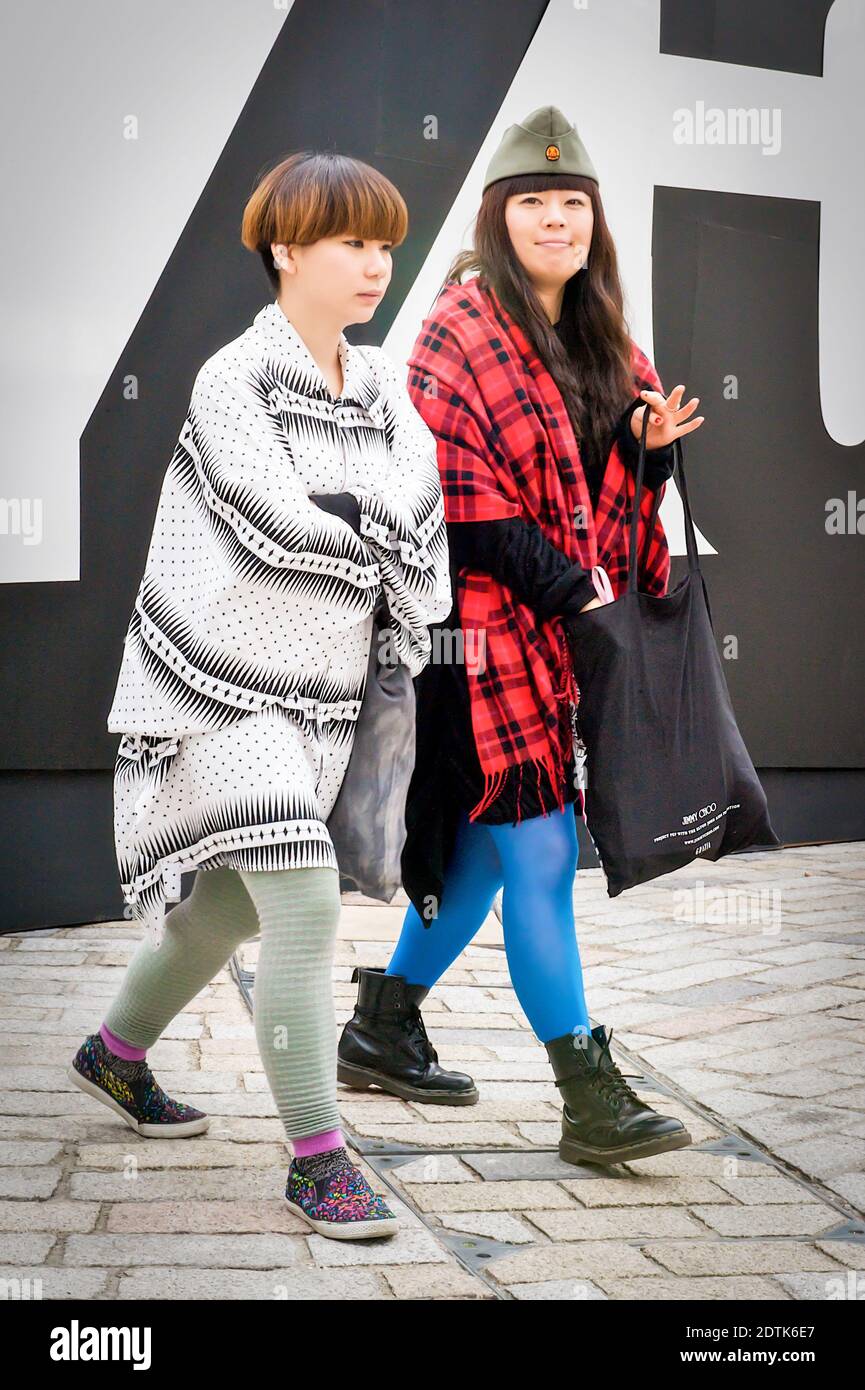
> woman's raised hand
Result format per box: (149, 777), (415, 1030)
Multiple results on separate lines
(631, 384), (704, 450)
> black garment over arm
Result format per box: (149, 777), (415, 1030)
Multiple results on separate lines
(447, 516), (598, 619)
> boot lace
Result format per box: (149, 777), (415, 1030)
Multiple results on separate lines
(404, 1008), (438, 1063)
(587, 1028), (641, 1106)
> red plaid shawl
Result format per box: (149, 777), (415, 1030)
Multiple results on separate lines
(406, 275), (671, 819)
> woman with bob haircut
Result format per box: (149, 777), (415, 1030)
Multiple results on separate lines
(339, 107), (706, 1169)
(68, 151), (452, 1239)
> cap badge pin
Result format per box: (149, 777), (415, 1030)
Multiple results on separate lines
(545, 143), (561, 162)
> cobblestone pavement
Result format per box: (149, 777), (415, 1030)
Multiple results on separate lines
(1, 843), (863, 1300)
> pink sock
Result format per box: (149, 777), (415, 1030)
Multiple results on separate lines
(292, 1127), (344, 1158)
(100, 1022), (147, 1061)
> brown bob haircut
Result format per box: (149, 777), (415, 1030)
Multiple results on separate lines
(241, 151), (409, 292)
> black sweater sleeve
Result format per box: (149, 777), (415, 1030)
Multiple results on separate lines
(448, 517), (598, 620)
(615, 398), (676, 491)
(308, 491), (362, 534)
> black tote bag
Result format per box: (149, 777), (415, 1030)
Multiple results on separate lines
(566, 408), (781, 896)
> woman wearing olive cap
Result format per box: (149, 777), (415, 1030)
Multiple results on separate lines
(339, 107), (705, 1167)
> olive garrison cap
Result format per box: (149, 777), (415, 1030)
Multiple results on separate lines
(483, 105), (598, 192)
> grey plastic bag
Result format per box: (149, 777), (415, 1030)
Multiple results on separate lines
(325, 595), (416, 900)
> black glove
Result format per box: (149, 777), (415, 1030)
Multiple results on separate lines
(309, 491), (362, 535)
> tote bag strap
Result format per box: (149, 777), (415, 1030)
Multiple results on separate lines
(627, 396), (701, 593)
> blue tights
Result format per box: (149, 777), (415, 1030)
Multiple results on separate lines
(386, 806), (590, 1043)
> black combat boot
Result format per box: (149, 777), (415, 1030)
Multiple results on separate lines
(545, 1024), (692, 1165)
(337, 966), (479, 1105)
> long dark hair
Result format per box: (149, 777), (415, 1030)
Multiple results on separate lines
(443, 171), (634, 469)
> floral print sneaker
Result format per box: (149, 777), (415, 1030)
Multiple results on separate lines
(67, 1032), (209, 1138)
(284, 1146), (398, 1240)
